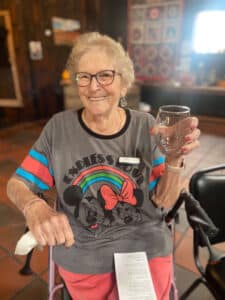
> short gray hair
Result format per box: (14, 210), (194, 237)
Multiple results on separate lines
(67, 32), (135, 90)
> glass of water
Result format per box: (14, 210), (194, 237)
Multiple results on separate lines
(155, 105), (191, 156)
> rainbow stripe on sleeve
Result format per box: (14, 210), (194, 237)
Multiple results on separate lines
(149, 156), (165, 191)
(15, 149), (54, 191)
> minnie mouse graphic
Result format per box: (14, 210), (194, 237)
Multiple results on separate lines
(63, 179), (144, 230)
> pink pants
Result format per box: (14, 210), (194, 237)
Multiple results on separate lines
(58, 255), (173, 300)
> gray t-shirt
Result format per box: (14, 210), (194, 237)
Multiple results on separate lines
(15, 108), (172, 274)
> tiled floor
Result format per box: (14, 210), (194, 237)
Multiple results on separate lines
(0, 119), (225, 300)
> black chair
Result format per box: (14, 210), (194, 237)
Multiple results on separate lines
(179, 165), (225, 299)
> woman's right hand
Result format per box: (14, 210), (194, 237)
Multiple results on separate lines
(25, 200), (75, 247)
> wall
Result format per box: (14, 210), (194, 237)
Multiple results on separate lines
(1, 0), (123, 127)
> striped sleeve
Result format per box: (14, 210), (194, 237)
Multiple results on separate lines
(15, 148), (54, 191)
(14, 116), (56, 192)
(149, 156), (165, 191)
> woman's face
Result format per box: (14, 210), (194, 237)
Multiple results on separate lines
(76, 49), (127, 117)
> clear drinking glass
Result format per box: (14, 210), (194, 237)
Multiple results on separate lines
(155, 105), (191, 156)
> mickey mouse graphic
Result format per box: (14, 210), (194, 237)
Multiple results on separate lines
(63, 179), (143, 230)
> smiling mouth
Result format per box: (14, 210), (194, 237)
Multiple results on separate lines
(88, 96), (107, 102)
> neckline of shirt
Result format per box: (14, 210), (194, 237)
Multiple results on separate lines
(77, 108), (131, 139)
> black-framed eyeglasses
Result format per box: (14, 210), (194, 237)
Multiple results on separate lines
(75, 70), (121, 87)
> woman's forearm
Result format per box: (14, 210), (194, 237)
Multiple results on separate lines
(152, 157), (184, 209)
(7, 177), (43, 214)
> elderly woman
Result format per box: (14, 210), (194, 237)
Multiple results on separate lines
(7, 32), (200, 300)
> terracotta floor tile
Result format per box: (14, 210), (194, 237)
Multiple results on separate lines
(5, 130), (38, 146)
(0, 187), (19, 211)
(175, 235), (198, 274)
(0, 223), (26, 253)
(11, 278), (49, 300)
(27, 246), (48, 274)
(214, 242), (225, 252)
(173, 230), (189, 250)
(0, 141), (12, 153)
(0, 159), (18, 176)
(0, 256), (34, 299)
(174, 230), (181, 243)
(174, 230), (186, 249)
(175, 234), (208, 275)
(0, 203), (24, 228)
(0, 182), (8, 199)
(41, 269), (48, 283)
(2, 149), (29, 163)
(0, 247), (8, 259)
(185, 227), (193, 238)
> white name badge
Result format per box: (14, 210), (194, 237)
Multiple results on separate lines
(118, 157), (140, 165)
(114, 252), (157, 300)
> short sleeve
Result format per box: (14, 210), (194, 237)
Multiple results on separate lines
(14, 118), (55, 193)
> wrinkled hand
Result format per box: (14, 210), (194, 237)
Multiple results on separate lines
(150, 116), (200, 158)
(25, 200), (75, 247)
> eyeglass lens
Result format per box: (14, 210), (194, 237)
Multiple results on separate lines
(76, 70), (115, 86)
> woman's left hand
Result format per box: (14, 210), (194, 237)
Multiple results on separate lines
(150, 117), (201, 209)
(179, 117), (200, 155)
(151, 116), (201, 160)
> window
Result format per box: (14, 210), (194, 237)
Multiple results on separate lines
(193, 11), (225, 54)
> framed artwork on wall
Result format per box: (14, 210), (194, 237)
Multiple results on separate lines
(128, 0), (183, 82)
